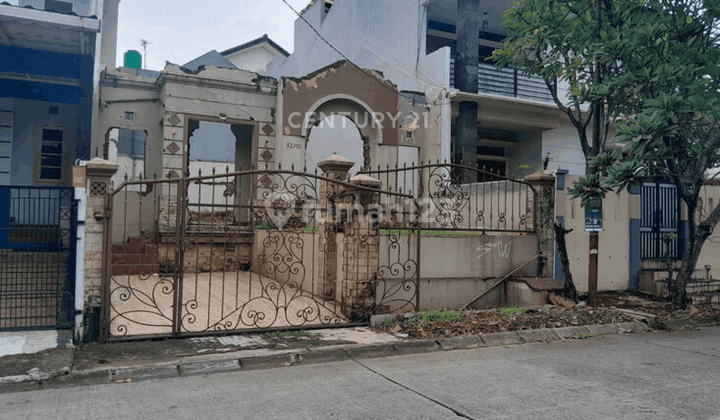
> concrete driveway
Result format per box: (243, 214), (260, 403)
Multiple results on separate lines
(108, 271), (346, 338)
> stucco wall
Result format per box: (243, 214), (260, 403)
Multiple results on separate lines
(271, 0), (427, 93)
(225, 45), (280, 75)
(694, 184), (720, 278)
(543, 120), (587, 176)
(559, 174), (631, 292)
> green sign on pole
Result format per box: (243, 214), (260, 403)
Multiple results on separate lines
(584, 198), (603, 232)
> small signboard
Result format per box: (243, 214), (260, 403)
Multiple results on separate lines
(584, 199), (603, 232)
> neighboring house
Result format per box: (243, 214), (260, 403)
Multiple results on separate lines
(0, 0), (119, 335)
(263, 0), (720, 296)
(267, 0), (584, 178)
(220, 34), (290, 75)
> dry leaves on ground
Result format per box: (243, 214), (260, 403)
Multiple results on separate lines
(378, 307), (636, 340)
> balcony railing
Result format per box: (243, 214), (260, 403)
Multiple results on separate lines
(450, 58), (554, 103)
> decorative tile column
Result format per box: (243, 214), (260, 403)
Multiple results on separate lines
(83, 158), (118, 341)
(524, 172), (556, 278)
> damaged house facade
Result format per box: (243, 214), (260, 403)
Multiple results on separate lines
(7, 0), (719, 341)
(87, 33), (558, 342)
(264, 0), (720, 299)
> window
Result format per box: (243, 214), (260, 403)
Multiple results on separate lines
(39, 128), (63, 181)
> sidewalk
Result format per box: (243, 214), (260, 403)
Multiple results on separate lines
(0, 318), (656, 394)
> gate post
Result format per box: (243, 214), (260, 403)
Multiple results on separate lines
(82, 158), (118, 342)
(524, 173), (555, 278)
(342, 174), (382, 320)
(317, 155), (355, 301)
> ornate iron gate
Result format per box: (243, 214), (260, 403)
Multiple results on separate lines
(640, 182), (681, 259)
(101, 168), (419, 341)
(0, 186), (77, 330)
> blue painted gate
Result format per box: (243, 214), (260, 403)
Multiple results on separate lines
(640, 182), (681, 260)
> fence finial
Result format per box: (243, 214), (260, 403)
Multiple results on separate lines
(278, 162), (282, 170)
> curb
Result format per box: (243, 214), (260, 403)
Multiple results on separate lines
(659, 317), (718, 330)
(0, 321), (653, 394)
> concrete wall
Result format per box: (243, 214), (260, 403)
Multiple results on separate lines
(379, 233), (537, 280)
(270, 0), (428, 93)
(543, 119), (588, 176)
(693, 184), (720, 278)
(558, 174), (632, 292)
(225, 44), (282, 75)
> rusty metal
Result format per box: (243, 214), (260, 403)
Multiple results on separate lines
(359, 162), (536, 232)
(102, 168), (419, 341)
(589, 232), (598, 307)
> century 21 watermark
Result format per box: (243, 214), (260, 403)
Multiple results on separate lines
(264, 192), (445, 229)
(285, 111), (432, 130)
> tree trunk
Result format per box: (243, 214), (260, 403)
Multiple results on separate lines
(554, 222), (578, 302)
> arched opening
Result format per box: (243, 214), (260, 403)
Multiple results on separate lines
(306, 115), (366, 176)
(103, 127), (148, 189)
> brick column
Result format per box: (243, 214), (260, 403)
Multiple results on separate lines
(524, 173), (555, 278)
(317, 155), (355, 301)
(83, 157), (118, 341)
(341, 174), (382, 320)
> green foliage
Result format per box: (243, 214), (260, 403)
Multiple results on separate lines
(568, 174), (610, 205)
(499, 306), (526, 316)
(588, 151), (620, 174)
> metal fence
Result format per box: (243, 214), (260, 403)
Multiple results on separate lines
(450, 58), (554, 103)
(102, 168), (420, 341)
(641, 182), (681, 259)
(358, 162), (536, 233)
(0, 186), (77, 330)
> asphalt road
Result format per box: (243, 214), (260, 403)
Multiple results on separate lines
(2, 328), (720, 420)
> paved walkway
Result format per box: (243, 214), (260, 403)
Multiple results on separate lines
(0, 330), (63, 357)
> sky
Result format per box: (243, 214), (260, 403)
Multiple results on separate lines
(115, 0), (308, 70)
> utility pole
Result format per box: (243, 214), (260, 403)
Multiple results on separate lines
(588, 0), (602, 307)
(140, 39), (151, 70)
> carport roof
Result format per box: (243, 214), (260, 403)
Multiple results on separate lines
(0, 2), (99, 56)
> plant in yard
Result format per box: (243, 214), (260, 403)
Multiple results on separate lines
(580, 0), (720, 308)
(499, 306), (526, 316)
(498, 0), (720, 309)
(492, 0), (623, 303)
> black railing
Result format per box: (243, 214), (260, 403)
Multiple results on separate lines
(0, 186), (77, 330)
(359, 162), (536, 233)
(450, 57), (555, 103)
